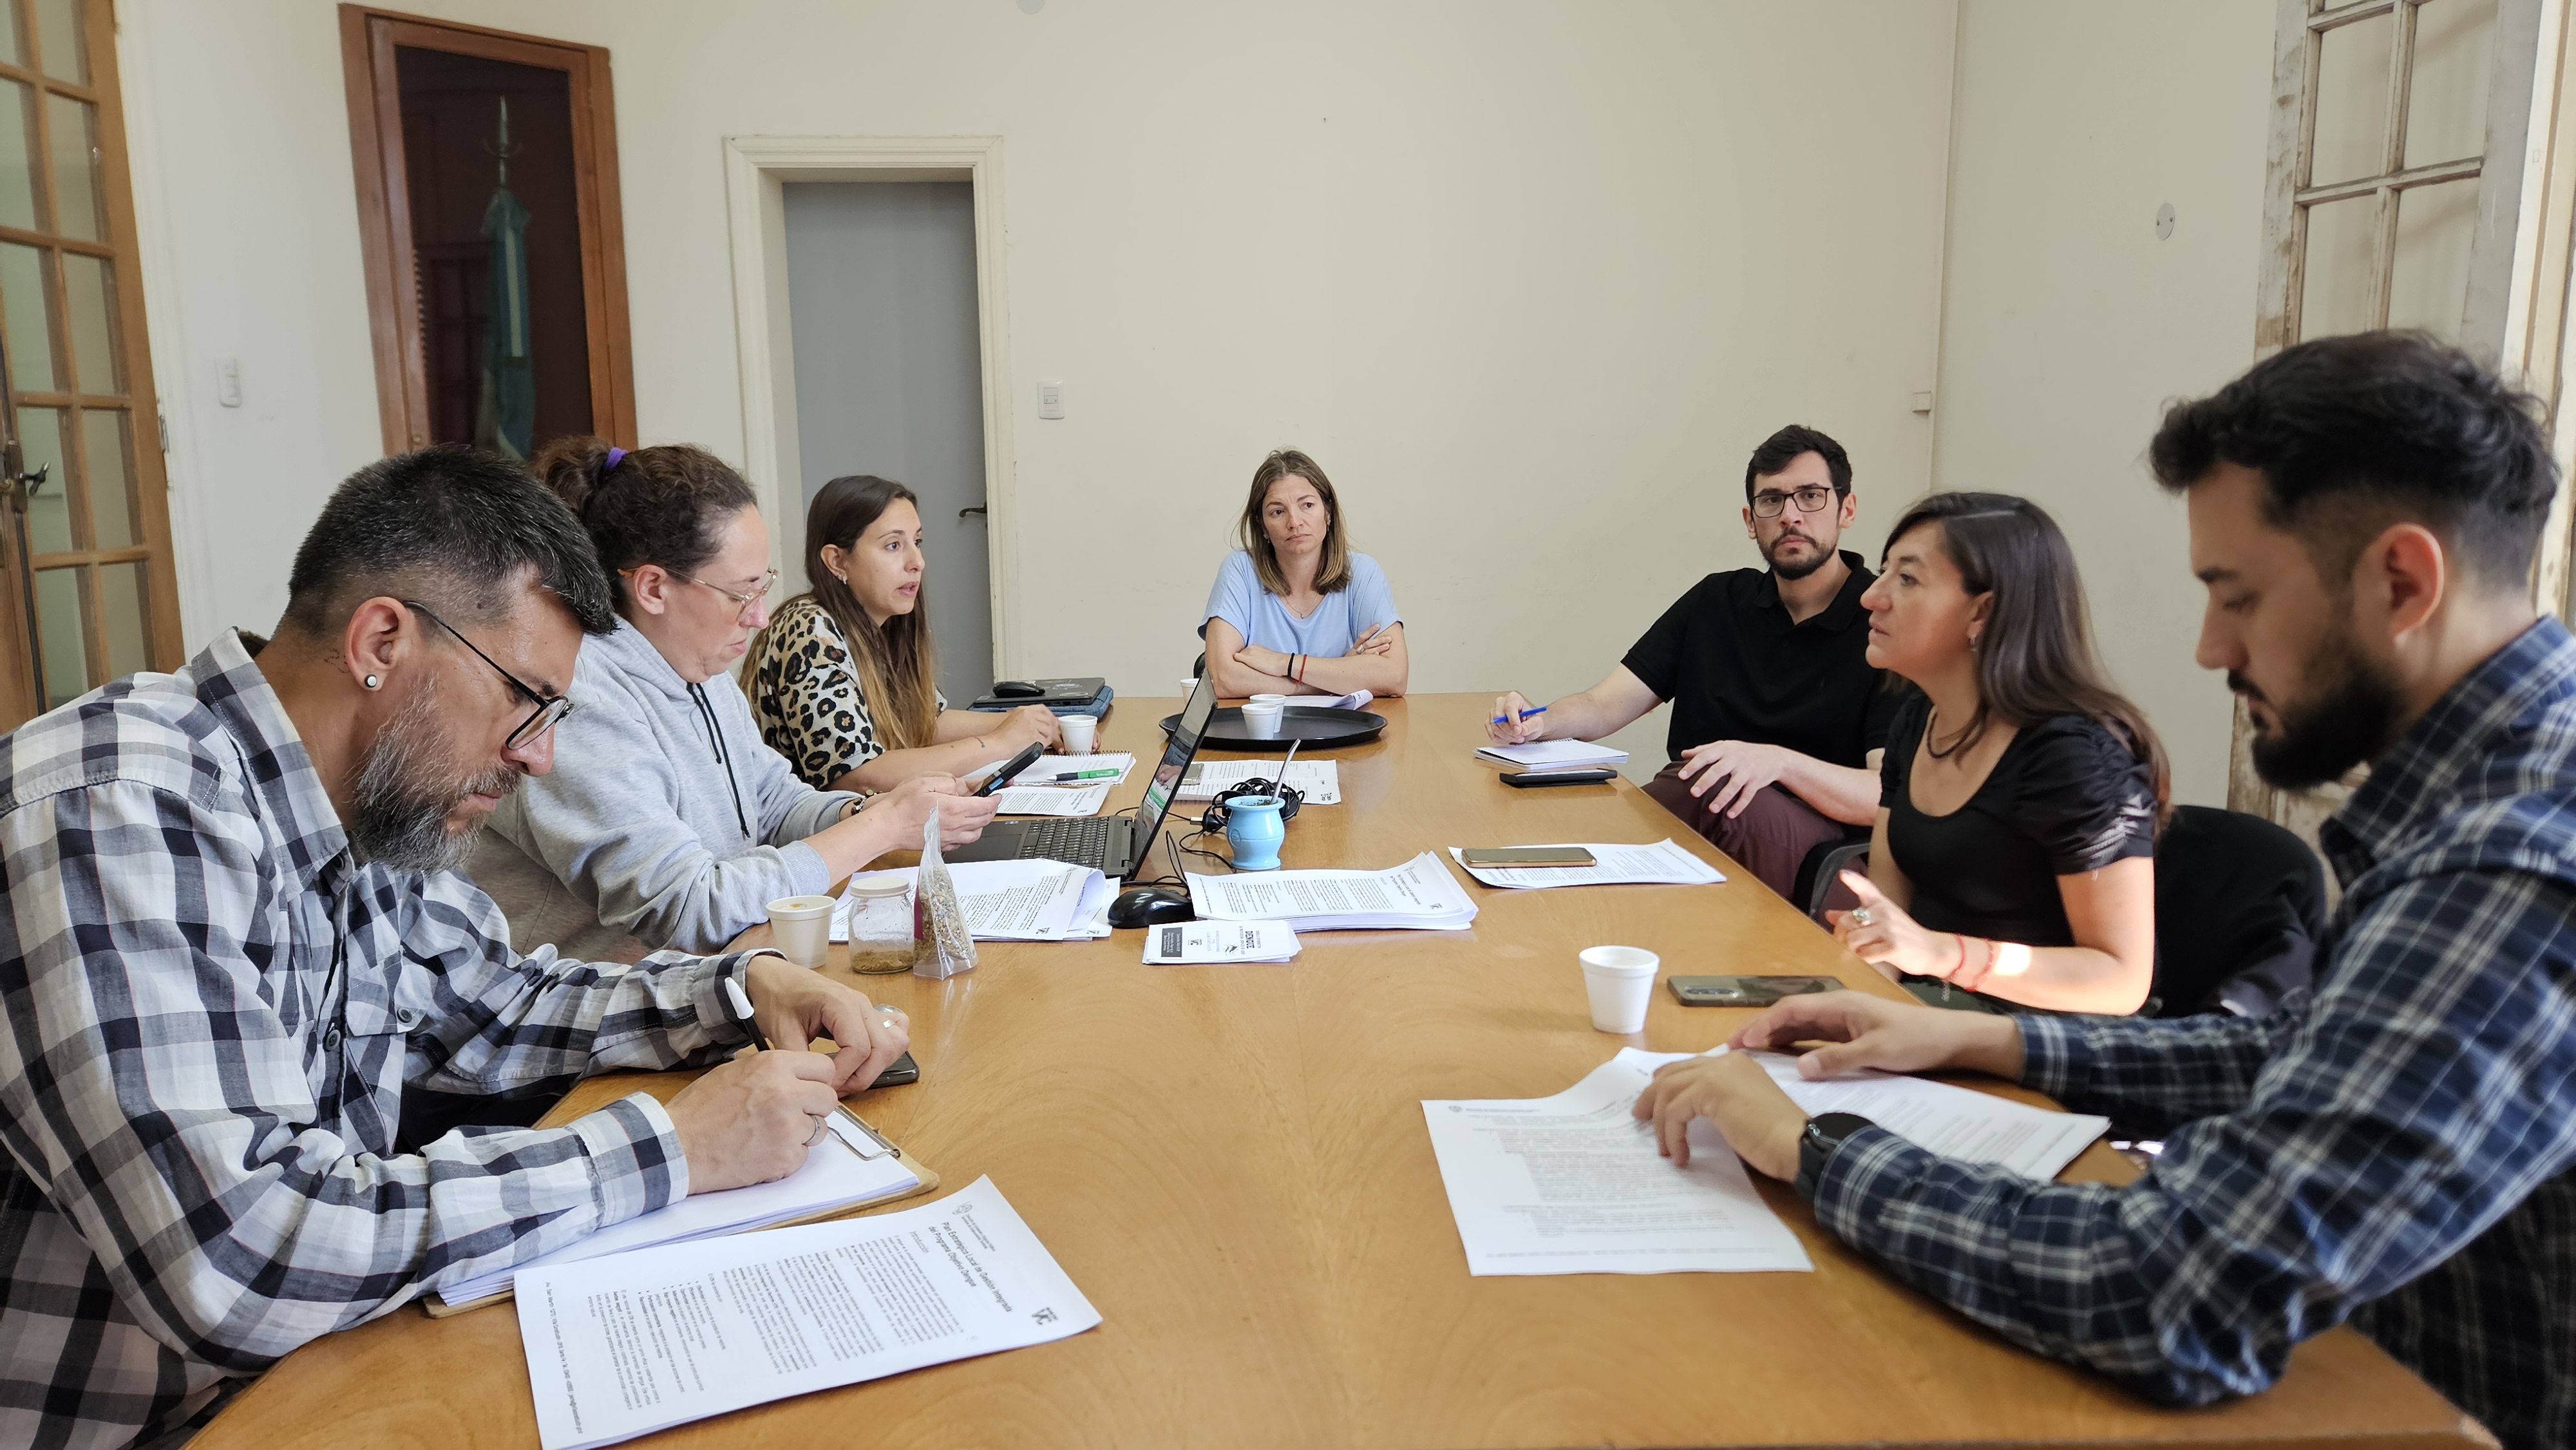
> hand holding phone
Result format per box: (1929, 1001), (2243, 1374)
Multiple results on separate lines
(976, 742), (1046, 796)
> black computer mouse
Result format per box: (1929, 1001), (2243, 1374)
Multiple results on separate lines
(1108, 885), (1195, 929)
(990, 679), (1046, 699)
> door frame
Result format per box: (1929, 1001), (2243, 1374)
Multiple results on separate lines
(719, 135), (1019, 679)
(337, 4), (638, 455)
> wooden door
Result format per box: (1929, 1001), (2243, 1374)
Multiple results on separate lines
(339, 5), (635, 457)
(0, 0), (183, 731)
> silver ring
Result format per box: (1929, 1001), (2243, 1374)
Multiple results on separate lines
(804, 1114), (830, 1147)
(1850, 907), (1874, 927)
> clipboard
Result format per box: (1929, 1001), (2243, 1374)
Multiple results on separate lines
(422, 1088), (939, 1317)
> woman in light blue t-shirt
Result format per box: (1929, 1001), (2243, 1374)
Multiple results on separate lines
(1199, 448), (1408, 698)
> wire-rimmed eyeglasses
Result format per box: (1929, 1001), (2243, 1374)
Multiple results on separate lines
(674, 568), (781, 623)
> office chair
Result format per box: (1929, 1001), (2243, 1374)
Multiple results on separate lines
(2147, 804), (2326, 1018)
(1794, 827), (1873, 923)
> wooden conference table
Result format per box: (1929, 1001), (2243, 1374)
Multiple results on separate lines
(199, 695), (2485, 1450)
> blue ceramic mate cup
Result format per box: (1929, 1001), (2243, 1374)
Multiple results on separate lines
(1223, 794), (1287, 871)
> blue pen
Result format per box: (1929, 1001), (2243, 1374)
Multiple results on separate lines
(1489, 705), (1548, 725)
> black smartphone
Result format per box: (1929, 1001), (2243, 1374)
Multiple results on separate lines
(975, 743), (1046, 796)
(1668, 975), (1839, 1007)
(1501, 767), (1617, 788)
(868, 1051), (921, 1088)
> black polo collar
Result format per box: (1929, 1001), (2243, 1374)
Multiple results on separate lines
(1754, 550), (1871, 631)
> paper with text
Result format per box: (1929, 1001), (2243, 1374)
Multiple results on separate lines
(1177, 760), (1342, 805)
(1474, 739), (1629, 769)
(1422, 1049), (1812, 1276)
(1142, 919), (1302, 964)
(1003, 752), (1136, 787)
(517, 1176), (1097, 1450)
(1184, 851), (1477, 930)
(989, 783), (1112, 817)
(1447, 840), (1724, 889)
(831, 860), (1111, 943)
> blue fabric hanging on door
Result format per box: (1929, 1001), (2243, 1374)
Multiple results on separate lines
(478, 185), (535, 460)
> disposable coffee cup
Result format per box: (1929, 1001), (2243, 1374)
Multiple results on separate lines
(1060, 714), (1097, 753)
(1243, 694), (1287, 739)
(1578, 945), (1659, 1033)
(766, 894), (837, 969)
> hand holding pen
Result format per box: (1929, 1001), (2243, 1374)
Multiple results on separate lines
(1487, 692), (1549, 744)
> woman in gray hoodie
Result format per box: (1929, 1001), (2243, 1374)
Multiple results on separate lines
(469, 437), (997, 961)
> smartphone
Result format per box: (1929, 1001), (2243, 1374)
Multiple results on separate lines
(1460, 845), (1599, 867)
(868, 1051), (921, 1088)
(975, 743), (1046, 797)
(1501, 767), (1617, 788)
(1668, 975), (1839, 1007)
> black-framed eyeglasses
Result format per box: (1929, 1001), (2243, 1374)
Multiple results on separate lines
(1750, 485), (1839, 518)
(401, 600), (576, 749)
(673, 568), (780, 623)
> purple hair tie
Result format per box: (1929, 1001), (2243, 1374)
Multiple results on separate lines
(603, 446), (627, 473)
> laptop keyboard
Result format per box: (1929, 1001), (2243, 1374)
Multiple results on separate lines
(1011, 816), (1122, 864)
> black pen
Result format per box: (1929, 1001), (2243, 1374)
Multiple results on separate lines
(722, 974), (901, 1159)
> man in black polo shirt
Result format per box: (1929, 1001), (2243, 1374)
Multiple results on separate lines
(1491, 424), (1893, 900)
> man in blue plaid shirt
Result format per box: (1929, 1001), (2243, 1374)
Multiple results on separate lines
(0, 447), (914, 1449)
(1638, 332), (2576, 1449)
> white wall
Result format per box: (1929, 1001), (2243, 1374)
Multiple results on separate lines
(1932, 0), (2278, 806)
(118, 0), (1954, 763)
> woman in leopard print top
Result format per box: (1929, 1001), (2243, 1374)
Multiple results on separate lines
(749, 475), (1058, 792)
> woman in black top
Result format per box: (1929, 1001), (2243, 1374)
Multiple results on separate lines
(1830, 492), (2166, 1015)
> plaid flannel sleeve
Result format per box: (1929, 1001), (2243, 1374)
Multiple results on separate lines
(0, 782), (717, 1373)
(2014, 1001), (2290, 1136)
(1809, 867), (2576, 1406)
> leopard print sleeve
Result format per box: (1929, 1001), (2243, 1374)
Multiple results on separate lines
(751, 598), (885, 791)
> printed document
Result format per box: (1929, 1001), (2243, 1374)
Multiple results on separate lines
(1142, 919), (1301, 965)
(1422, 1049), (1813, 1276)
(1448, 839), (1724, 889)
(989, 782), (1112, 817)
(516, 1176), (1098, 1450)
(831, 860), (1113, 943)
(1628, 1048), (2110, 1181)
(1185, 851), (1478, 930)
(437, 1115), (920, 1310)
(1002, 752), (1136, 787)
(1177, 759), (1342, 805)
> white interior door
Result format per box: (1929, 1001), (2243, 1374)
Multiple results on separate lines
(781, 180), (995, 705)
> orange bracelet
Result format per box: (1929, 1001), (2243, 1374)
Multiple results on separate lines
(1955, 937), (2002, 993)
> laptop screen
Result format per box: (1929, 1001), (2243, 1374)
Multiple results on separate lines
(1133, 673), (1217, 851)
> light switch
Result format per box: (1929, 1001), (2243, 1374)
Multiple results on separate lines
(1037, 380), (1065, 420)
(1909, 390), (1933, 415)
(216, 357), (242, 408)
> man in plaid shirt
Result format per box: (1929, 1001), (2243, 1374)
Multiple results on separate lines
(1639, 332), (2576, 1449)
(0, 447), (913, 1449)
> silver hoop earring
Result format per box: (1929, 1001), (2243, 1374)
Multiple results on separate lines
(363, 673), (381, 689)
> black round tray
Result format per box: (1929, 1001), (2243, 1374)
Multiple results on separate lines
(1159, 705), (1388, 750)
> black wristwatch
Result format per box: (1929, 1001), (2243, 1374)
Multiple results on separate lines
(1795, 1112), (1875, 1203)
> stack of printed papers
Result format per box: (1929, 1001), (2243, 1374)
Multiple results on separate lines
(1474, 739), (1630, 769)
(437, 1113), (922, 1309)
(1177, 758), (1342, 804)
(1002, 751), (1137, 786)
(1142, 919), (1302, 965)
(1184, 851), (1478, 932)
(829, 859), (1115, 943)
(1446, 839), (1725, 889)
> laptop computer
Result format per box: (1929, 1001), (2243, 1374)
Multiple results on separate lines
(943, 672), (1216, 880)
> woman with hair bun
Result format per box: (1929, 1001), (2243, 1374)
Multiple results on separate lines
(470, 437), (994, 963)
(748, 474), (1058, 793)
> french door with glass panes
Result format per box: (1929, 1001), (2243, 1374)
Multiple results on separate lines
(0, 0), (179, 731)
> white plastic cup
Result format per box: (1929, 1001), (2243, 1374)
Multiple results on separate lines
(766, 894), (838, 969)
(1060, 713), (1097, 753)
(1578, 945), (1660, 1033)
(1243, 694), (1287, 739)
